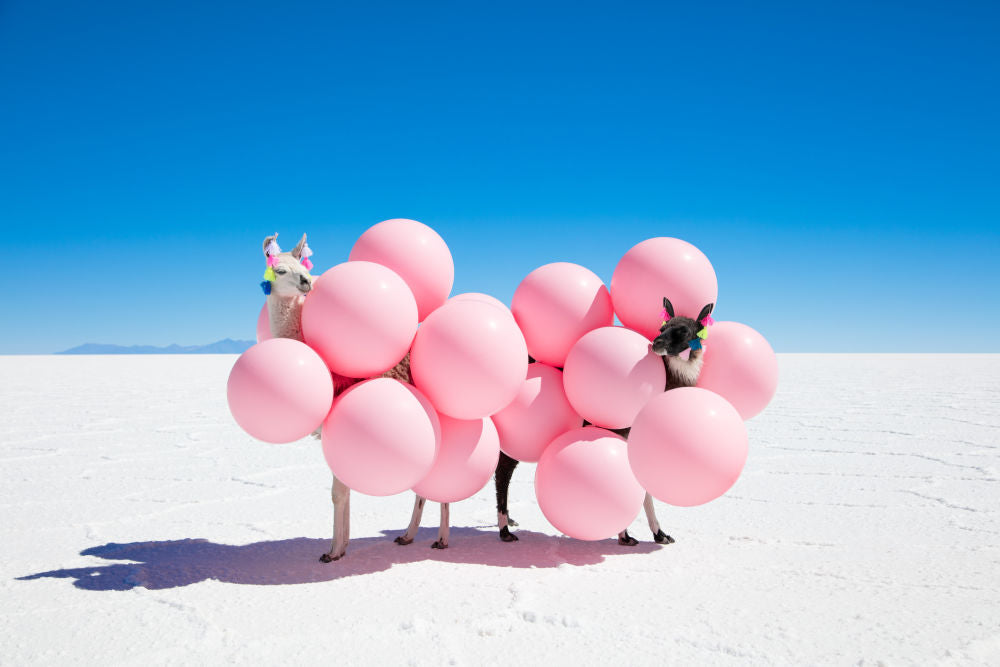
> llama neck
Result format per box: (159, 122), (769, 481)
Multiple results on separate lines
(267, 294), (306, 341)
(664, 350), (704, 391)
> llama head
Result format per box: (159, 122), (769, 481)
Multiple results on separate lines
(262, 233), (314, 298)
(651, 298), (714, 357)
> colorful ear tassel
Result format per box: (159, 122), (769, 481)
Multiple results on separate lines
(263, 267), (276, 282)
(265, 236), (281, 257)
(260, 280), (271, 295)
(697, 327), (709, 340)
(689, 338), (703, 351)
(267, 255), (279, 268)
(701, 314), (715, 326)
(299, 242), (314, 271)
(660, 308), (671, 325)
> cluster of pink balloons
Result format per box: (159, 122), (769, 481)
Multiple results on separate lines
(505, 237), (777, 540)
(229, 219), (523, 502)
(229, 224), (779, 542)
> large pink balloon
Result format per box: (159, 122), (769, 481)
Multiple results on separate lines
(562, 326), (666, 429)
(412, 415), (500, 503)
(511, 262), (614, 367)
(535, 427), (645, 540)
(301, 261), (418, 378)
(411, 299), (528, 419)
(226, 338), (334, 444)
(697, 321), (778, 420)
(491, 363), (582, 463)
(610, 237), (718, 340)
(629, 387), (748, 507)
(256, 303), (271, 343)
(322, 379), (440, 496)
(349, 218), (454, 322)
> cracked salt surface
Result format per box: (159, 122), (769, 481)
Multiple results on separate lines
(2, 354), (999, 665)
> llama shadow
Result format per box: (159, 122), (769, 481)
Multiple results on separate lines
(17, 526), (662, 591)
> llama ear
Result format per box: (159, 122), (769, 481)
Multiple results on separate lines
(696, 303), (715, 322)
(291, 234), (308, 260)
(662, 297), (675, 319)
(262, 234), (280, 257)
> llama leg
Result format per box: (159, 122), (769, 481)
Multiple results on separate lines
(432, 503), (450, 549)
(495, 452), (519, 542)
(644, 492), (675, 544)
(395, 495), (426, 545)
(320, 476), (351, 562)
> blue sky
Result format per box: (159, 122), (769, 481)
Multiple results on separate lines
(2, 1), (997, 353)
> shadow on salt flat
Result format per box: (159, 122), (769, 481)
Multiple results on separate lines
(17, 527), (661, 591)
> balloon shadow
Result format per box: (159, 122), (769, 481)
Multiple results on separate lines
(17, 526), (661, 591)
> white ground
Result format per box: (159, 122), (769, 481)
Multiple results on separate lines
(1, 354), (998, 666)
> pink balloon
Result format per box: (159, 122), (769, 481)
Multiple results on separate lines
(226, 338), (334, 444)
(411, 299), (528, 419)
(447, 292), (512, 318)
(696, 321), (778, 420)
(491, 363), (583, 463)
(301, 261), (418, 378)
(629, 387), (748, 507)
(534, 427), (645, 540)
(511, 262), (614, 367)
(256, 303), (271, 343)
(610, 237), (718, 340)
(349, 218), (454, 322)
(322, 379), (440, 496)
(562, 326), (666, 429)
(412, 415), (500, 503)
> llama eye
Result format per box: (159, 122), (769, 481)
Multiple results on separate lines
(274, 269), (287, 275)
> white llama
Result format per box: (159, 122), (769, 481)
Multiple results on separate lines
(260, 233), (451, 562)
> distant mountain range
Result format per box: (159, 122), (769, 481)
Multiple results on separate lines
(58, 339), (255, 355)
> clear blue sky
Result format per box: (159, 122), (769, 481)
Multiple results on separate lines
(2, 1), (997, 353)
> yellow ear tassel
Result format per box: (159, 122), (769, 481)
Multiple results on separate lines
(697, 327), (709, 340)
(263, 267), (276, 281)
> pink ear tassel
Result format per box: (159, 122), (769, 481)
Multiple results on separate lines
(266, 255), (279, 268)
(660, 308), (671, 322)
(301, 257), (314, 271)
(701, 315), (715, 326)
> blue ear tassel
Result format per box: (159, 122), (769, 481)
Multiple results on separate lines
(260, 280), (272, 295)
(688, 338), (702, 351)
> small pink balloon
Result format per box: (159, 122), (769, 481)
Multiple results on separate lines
(534, 426), (645, 540)
(349, 218), (454, 321)
(226, 338), (334, 444)
(562, 326), (666, 429)
(412, 415), (500, 503)
(301, 261), (418, 378)
(447, 292), (512, 318)
(511, 262), (614, 367)
(322, 379), (440, 496)
(697, 321), (778, 420)
(256, 303), (271, 343)
(411, 299), (528, 419)
(610, 237), (718, 340)
(629, 387), (748, 507)
(491, 363), (583, 463)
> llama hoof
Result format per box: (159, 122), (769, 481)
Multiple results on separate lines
(618, 531), (639, 546)
(653, 529), (675, 544)
(394, 535), (414, 546)
(499, 526), (519, 542)
(431, 539), (448, 549)
(319, 552), (343, 563)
